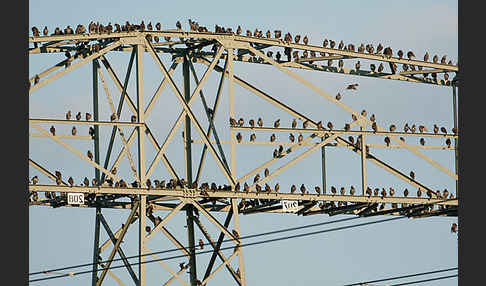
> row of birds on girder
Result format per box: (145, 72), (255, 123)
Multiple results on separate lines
(30, 166), (454, 201)
(31, 20), (454, 80)
(47, 110), (138, 138)
(230, 112), (457, 148)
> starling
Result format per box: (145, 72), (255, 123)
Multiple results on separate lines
(355, 61), (360, 71)
(397, 50), (404, 59)
(199, 239), (204, 250)
(410, 171), (415, 180)
(278, 144), (284, 154)
(424, 52), (429, 62)
(238, 118), (244, 127)
(389, 188), (395, 197)
(361, 109), (367, 117)
(411, 124), (416, 133)
(338, 40), (344, 50)
(441, 127), (447, 134)
(404, 188), (409, 197)
(327, 121), (333, 130)
(236, 133), (242, 143)
(274, 119), (280, 128)
(275, 183), (280, 192)
(443, 189), (449, 199)
(378, 63), (384, 73)
(348, 136), (354, 144)
(433, 55), (438, 63)
(276, 51), (281, 62)
(389, 124), (396, 132)
(444, 73), (449, 81)
(315, 186), (321, 195)
(384, 136), (391, 147)
(451, 223), (458, 233)
(344, 123), (350, 131)
(253, 174), (260, 183)
(445, 138), (451, 148)
(155, 22), (161, 31)
(289, 133), (295, 142)
(371, 122), (378, 132)
(273, 149), (278, 158)
(338, 59), (344, 68)
(317, 121), (324, 130)
(366, 187), (372, 196)
(352, 114), (357, 121)
(330, 186), (337, 195)
(381, 188), (387, 198)
(292, 119), (297, 128)
(404, 123), (410, 133)
(255, 184), (262, 193)
(441, 55), (447, 64)
(340, 187), (345, 195)
(131, 115), (137, 123)
(83, 177), (89, 186)
(346, 83), (359, 90)
(303, 35), (309, 45)
(257, 118), (263, 127)
(290, 184), (296, 194)
(350, 186), (355, 195)
(303, 121), (309, 129)
(335, 92), (342, 100)
(420, 138), (425, 146)
(418, 125), (426, 133)
(65, 110), (72, 120)
(249, 119), (255, 128)
(433, 124), (439, 134)
(370, 114), (375, 122)
(374, 188), (379, 196)
(264, 168), (269, 177)
(176, 21), (182, 30)
(87, 150), (93, 160)
(407, 51), (415, 60)
(300, 184), (306, 194)
(270, 134), (276, 142)
(50, 125), (56, 136)
(370, 63), (376, 72)
(68, 177), (74, 187)
(230, 117), (237, 126)
(76, 112), (81, 120)
(250, 133), (256, 142)
(43, 26), (48, 36)
(298, 133), (303, 143)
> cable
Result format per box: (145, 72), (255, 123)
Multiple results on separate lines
(30, 216), (361, 276)
(389, 274), (458, 286)
(341, 267), (457, 286)
(29, 216), (405, 282)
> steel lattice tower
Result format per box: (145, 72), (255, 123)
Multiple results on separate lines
(28, 24), (458, 286)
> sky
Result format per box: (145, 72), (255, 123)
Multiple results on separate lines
(29, 1), (458, 286)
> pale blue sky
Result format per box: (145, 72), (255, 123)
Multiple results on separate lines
(29, 1), (458, 285)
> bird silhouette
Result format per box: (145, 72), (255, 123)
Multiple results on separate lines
(366, 187), (372, 196)
(420, 138), (425, 146)
(410, 171), (415, 180)
(371, 122), (378, 133)
(236, 133), (242, 143)
(238, 118), (244, 127)
(270, 134), (276, 142)
(335, 93), (342, 100)
(87, 150), (93, 160)
(445, 138), (452, 148)
(315, 186), (321, 195)
(290, 184), (296, 194)
(433, 55), (438, 63)
(346, 83), (359, 90)
(330, 186), (337, 195)
(250, 133), (256, 142)
(340, 187), (346, 195)
(344, 123), (350, 131)
(85, 113), (92, 121)
(289, 133), (295, 142)
(355, 61), (360, 71)
(257, 118), (263, 127)
(350, 186), (355, 196)
(50, 126), (56, 136)
(327, 122), (333, 130)
(298, 133), (303, 143)
(384, 136), (391, 147)
(441, 127), (447, 134)
(407, 51), (415, 60)
(274, 119), (280, 128)
(300, 184), (306, 194)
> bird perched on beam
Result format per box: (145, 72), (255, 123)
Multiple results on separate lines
(346, 83), (359, 90)
(230, 117), (237, 127)
(270, 134), (276, 142)
(250, 133), (256, 142)
(289, 133), (295, 142)
(384, 136), (391, 147)
(236, 133), (242, 143)
(87, 150), (93, 160)
(410, 171), (415, 180)
(315, 186), (321, 195)
(199, 239), (204, 250)
(407, 51), (415, 60)
(330, 186), (337, 195)
(298, 133), (303, 143)
(290, 184), (296, 194)
(50, 126), (56, 136)
(327, 121), (333, 130)
(257, 118), (263, 127)
(445, 138), (452, 148)
(300, 184), (306, 194)
(238, 118), (244, 127)
(420, 138), (425, 146)
(350, 186), (356, 196)
(249, 119), (255, 128)
(274, 119), (280, 128)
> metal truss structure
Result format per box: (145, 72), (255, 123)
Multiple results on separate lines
(28, 27), (459, 286)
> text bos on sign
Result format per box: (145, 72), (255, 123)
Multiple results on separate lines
(67, 193), (85, 205)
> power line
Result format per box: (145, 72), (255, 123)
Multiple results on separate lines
(30, 216), (362, 276)
(342, 267), (457, 286)
(29, 216), (405, 282)
(389, 274), (458, 286)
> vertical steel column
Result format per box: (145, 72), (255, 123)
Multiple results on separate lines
(93, 60), (100, 183)
(136, 43), (147, 286)
(228, 48), (236, 179)
(92, 60), (102, 286)
(183, 54), (198, 286)
(360, 131), (367, 196)
(453, 86), (458, 195)
(321, 138), (327, 194)
(91, 207), (101, 286)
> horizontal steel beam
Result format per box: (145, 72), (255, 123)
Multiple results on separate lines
(28, 184), (458, 206)
(29, 118), (144, 127)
